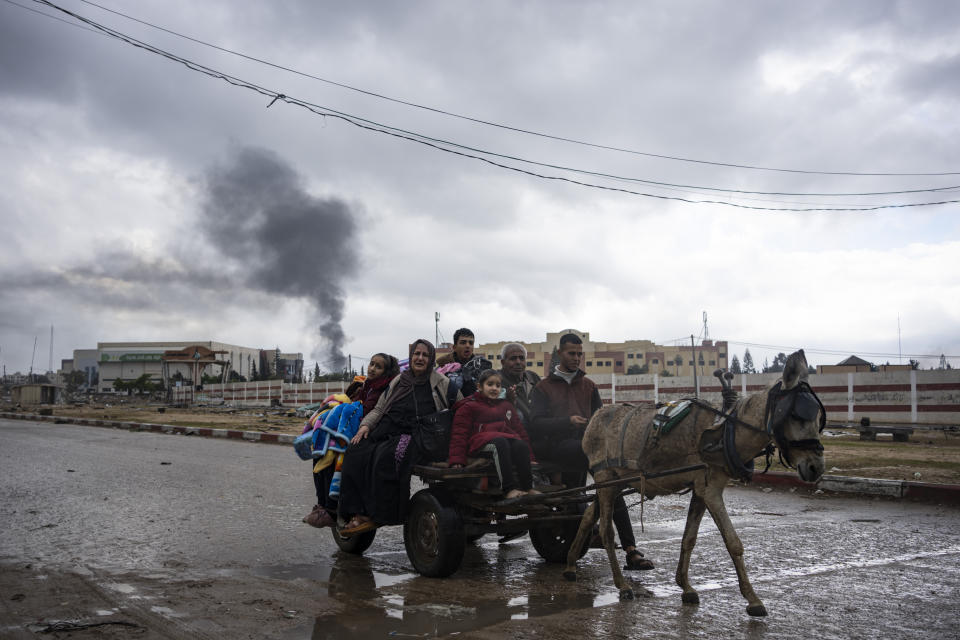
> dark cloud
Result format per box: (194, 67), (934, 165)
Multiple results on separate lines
(199, 146), (359, 368)
(894, 53), (960, 101)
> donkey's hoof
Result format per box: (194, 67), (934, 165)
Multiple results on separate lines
(620, 588), (634, 601)
(562, 570), (577, 582)
(747, 603), (768, 617)
(681, 591), (700, 605)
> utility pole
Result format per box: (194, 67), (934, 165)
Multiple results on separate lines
(435, 312), (440, 347)
(691, 335), (699, 398)
(49, 325), (54, 373)
(898, 313), (902, 364)
(702, 311), (709, 341)
(29, 336), (38, 379)
(348, 354), (352, 376)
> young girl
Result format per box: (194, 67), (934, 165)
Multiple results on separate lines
(303, 353), (400, 528)
(448, 369), (538, 499)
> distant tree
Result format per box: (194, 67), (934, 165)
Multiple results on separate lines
(627, 364), (648, 375)
(273, 348), (281, 380)
(228, 370), (246, 382)
(764, 352), (787, 374)
(674, 354), (683, 376)
(314, 362), (321, 382)
(250, 362), (259, 381)
(64, 370), (87, 393)
(808, 365), (817, 375)
(730, 354), (742, 374)
(742, 349), (756, 374)
(909, 359), (920, 370)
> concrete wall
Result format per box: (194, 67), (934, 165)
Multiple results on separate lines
(172, 380), (349, 407)
(171, 369), (960, 425)
(591, 369), (960, 426)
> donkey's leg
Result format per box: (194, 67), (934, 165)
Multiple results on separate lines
(703, 486), (767, 617)
(596, 486), (639, 600)
(675, 492), (707, 605)
(563, 498), (599, 581)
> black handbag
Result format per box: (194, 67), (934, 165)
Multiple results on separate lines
(414, 408), (453, 462)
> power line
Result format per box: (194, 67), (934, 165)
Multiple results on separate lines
(27, 0), (960, 212)
(70, 0), (960, 178)
(1, 0), (98, 33)
(726, 340), (957, 360)
(26, 4), (958, 200)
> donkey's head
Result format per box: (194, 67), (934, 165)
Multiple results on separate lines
(764, 350), (826, 483)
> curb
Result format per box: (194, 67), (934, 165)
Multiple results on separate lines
(750, 470), (960, 504)
(4, 411), (959, 505)
(0, 411), (296, 446)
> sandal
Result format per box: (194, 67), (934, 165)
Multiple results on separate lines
(340, 517), (378, 536)
(624, 549), (655, 571)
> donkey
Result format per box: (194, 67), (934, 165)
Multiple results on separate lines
(562, 350), (826, 616)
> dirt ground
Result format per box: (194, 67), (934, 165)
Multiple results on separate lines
(8, 400), (960, 485)
(41, 401), (309, 434)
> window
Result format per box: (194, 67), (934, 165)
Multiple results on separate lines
(526, 361), (532, 367)
(719, 352), (726, 359)
(709, 360), (715, 365)
(586, 361), (593, 366)
(616, 361), (623, 366)
(606, 361), (612, 366)
(627, 354), (634, 359)
(652, 359), (659, 364)
(689, 360), (694, 365)
(495, 354), (501, 359)
(536, 361), (543, 366)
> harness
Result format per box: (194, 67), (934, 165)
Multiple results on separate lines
(589, 381), (826, 483)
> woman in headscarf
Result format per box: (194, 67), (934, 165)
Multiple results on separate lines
(303, 353), (400, 529)
(338, 339), (459, 535)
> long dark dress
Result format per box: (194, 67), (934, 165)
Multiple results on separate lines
(338, 382), (434, 525)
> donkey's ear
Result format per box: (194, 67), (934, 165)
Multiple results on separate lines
(782, 350), (809, 389)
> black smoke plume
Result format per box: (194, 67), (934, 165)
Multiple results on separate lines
(200, 147), (358, 369)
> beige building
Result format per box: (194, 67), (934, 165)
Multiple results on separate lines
(94, 341), (263, 392)
(469, 329), (728, 378)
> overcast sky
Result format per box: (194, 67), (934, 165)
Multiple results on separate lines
(1, 0), (958, 375)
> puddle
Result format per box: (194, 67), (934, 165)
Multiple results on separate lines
(303, 588), (621, 638)
(108, 583), (136, 594)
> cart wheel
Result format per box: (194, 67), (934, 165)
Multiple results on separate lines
(529, 505), (589, 564)
(404, 488), (465, 577)
(331, 524), (377, 555)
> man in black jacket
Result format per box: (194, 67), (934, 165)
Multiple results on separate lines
(528, 333), (654, 571)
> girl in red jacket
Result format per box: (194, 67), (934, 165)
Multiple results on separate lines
(448, 369), (538, 499)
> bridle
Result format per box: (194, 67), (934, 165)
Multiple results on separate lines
(693, 379), (826, 480)
(761, 380), (826, 467)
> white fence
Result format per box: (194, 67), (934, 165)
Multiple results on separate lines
(591, 369), (960, 426)
(170, 380), (349, 407)
(170, 369), (960, 426)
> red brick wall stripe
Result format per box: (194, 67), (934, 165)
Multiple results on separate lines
(917, 383), (960, 391)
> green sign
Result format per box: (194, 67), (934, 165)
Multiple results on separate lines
(100, 353), (164, 362)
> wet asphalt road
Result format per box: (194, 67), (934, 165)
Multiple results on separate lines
(1, 418), (959, 639)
